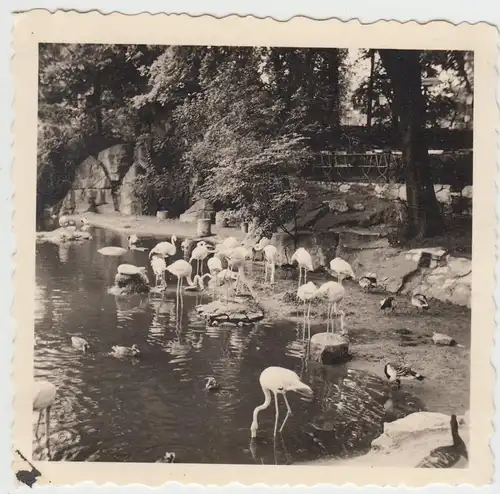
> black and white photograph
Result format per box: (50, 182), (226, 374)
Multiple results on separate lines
(11, 12), (496, 488)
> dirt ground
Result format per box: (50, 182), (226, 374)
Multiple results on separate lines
(247, 267), (471, 418)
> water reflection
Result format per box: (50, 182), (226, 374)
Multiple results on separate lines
(33, 227), (424, 464)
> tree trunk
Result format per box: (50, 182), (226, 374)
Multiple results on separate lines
(366, 50), (375, 130)
(378, 49), (444, 239)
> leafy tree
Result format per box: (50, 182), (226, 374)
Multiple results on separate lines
(378, 49), (444, 238)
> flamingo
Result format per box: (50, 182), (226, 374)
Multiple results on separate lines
(297, 282), (318, 341)
(198, 268), (237, 302)
(190, 241), (211, 276)
(316, 281), (345, 333)
(206, 256), (223, 295)
(291, 248), (313, 287)
(150, 255), (167, 286)
(33, 380), (57, 441)
(71, 336), (89, 351)
(149, 235), (178, 259)
(329, 257), (356, 285)
(166, 259), (197, 297)
(262, 245), (278, 284)
(250, 366), (314, 439)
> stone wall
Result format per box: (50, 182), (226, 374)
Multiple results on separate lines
(60, 143), (142, 215)
(271, 229), (471, 308)
(306, 181), (473, 216)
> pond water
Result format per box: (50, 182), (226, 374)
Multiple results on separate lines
(33, 227), (423, 464)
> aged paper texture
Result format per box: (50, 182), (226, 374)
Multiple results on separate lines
(12, 10), (497, 487)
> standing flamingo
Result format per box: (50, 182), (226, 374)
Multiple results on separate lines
(149, 235), (178, 259)
(297, 282), (318, 341)
(189, 241), (211, 277)
(33, 380), (57, 443)
(329, 257), (356, 285)
(151, 255), (167, 286)
(250, 366), (314, 438)
(316, 281), (345, 333)
(260, 245), (278, 284)
(291, 248), (313, 287)
(166, 259), (197, 297)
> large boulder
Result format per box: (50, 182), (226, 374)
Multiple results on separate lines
(109, 272), (150, 295)
(97, 144), (132, 182)
(324, 411), (470, 468)
(309, 333), (349, 364)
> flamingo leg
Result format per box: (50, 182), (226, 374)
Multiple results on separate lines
(298, 268), (302, 288)
(44, 406), (51, 445)
(279, 393), (293, 433)
(304, 269), (307, 285)
(264, 263), (268, 284)
(35, 410), (43, 438)
(271, 264), (276, 285)
(307, 302), (312, 342)
(273, 392), (280, 438)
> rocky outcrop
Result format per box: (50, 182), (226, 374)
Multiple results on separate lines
(60, 143), (139, 215)
(309, 333), (349, 364)
(195, 300), (264, 326)
(108, 272), (150, 296)
(308, 181), (473, 216)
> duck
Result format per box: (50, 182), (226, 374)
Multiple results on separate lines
(412, 293), (429, 311)
(384, 361), (425, 389)
(204, 377), (220, 391)
(71, 336), (89, 352)
(359, 275), (377, 291)
(156, 452), (176, 463)
(111, 344), (141, 358)
(416, 414), (468, 468)
(380, 296), (397, 313)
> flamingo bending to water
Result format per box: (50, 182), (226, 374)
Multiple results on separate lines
(329, 257), (355, 285)
(250, 366), (313, 438)
(33, 380), (57, 441)
(291, 248), (313, 287)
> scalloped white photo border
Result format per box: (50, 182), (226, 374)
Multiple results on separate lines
(3, 2), (500, 492)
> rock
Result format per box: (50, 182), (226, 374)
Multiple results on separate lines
(179, 199), (214, 223)
(327, 199), (349, 213)
(352, 202), (365, 211)
(309, 333), (349, 364)
(447, 257), (472, 277)
(36, 228), (92, 245)
(432, 332), (460, 346)
(339, 184), (351, 193)
(109, 272), (150, 295)
(377, 253), (419, 293)
(405, 247), (448, 267)
(333, 411), (470, 468)
(461, 185), (473, 199)
(195, 300), (264, 324)
(98, 144), (132, 182)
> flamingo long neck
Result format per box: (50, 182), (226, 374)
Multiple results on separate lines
(185, 273), (196, 287)
(250, 386), (272, 438)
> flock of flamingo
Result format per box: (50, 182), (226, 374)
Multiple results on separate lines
(33, 217), (431, 456)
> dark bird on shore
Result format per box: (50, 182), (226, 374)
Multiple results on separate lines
(416, 414), (468, 468)
(412, 293), (429, 311)
(384, 361), (425, 389)
(359, 275), (377, 291)
(380, 296), (397, 313)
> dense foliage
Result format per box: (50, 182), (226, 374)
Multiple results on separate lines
(37, 43), (473, 238)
